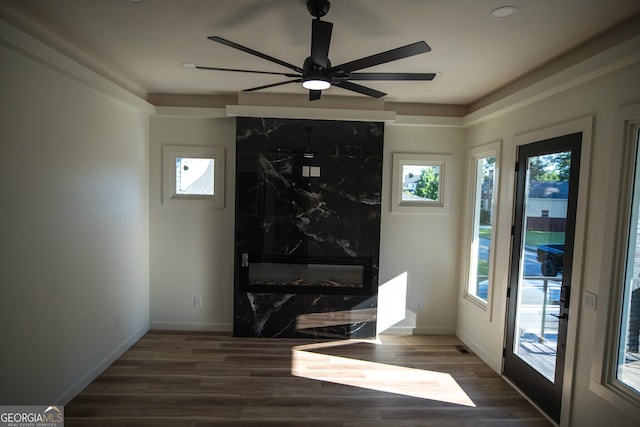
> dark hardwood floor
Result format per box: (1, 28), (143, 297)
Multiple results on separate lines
(65, 331), (552, 426)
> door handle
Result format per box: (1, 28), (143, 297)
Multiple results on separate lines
(551, 313), (568, 320)
(559, 285), (570, 306)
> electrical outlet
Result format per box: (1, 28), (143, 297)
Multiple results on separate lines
(194, 296), (202, 307)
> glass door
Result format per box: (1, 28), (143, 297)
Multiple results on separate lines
(504, 132), (581, 423)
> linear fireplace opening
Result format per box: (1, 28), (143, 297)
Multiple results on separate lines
(239, 254), (373, 295)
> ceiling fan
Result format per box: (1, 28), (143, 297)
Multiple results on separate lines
(194, 0), (436, 101)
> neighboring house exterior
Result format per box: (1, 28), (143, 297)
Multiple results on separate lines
(402, 171), (420, 193)
(526, 180), (569, 219)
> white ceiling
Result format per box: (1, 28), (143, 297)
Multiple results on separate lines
(2, 0), (640, 106)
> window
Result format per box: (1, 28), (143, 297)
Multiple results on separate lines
(465, 142), (500, 305)
(391, 153), (452, 213)
(401, 163), (442, 203)
(176, 157), (214, 195)
(163, 145), (225, 207)
(616, 124), (640, 394)
(592, 106), (640, 420)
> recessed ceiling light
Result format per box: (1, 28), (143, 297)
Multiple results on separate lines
(126, 0), (143, 4)
(181, 62), (197, 69)
(490, 6), (518, 19)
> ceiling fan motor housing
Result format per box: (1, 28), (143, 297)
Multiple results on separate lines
(307, 0), (330, 18)
(304, 56), (332, 76)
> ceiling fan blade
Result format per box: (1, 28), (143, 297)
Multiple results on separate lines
(309, 90), (322, 101)
(208, 36), (303, 73)
(348, 72), (436, 81)
(332, 41), (431, 73)
(311, 19), (333, 68)
(334, 81), (386, 98)
(196, 66), (300, 78)
(243, 79), (302, 92)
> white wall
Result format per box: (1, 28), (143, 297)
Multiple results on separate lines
(382, 124), (466, 334)
(149, 115), (236, 330)
(0, 27), (150, 404)
(148, 117), (466, 335)
(457, 58), (640, 426)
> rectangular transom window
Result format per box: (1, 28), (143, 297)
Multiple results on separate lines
(163, 145), (225, 207)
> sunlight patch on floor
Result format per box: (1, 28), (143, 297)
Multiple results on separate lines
(291, 340), (476, 407)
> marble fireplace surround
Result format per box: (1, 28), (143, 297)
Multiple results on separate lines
(233, 117), (384, 338)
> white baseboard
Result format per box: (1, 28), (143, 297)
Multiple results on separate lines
(57, 323), (149, 405)
(379, 326), (414, 335)
(502, 376), (558, 426)
(150, 321), (232, 332)
(456, 331), (501, 373)
(412, 327), (456, 335)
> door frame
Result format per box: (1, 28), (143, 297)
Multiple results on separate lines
(504, 116), (592, 425)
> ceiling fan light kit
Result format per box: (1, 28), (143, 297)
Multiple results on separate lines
(303, 79), (331, 91)
(195, 0), (435, 101)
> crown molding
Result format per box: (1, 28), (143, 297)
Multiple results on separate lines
(0, 17), (153, 114)
(226, 104), (397, 122)
(154, 106), (227, 118)
(463, 32), (640, 127)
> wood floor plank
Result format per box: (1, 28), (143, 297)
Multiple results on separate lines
(65, 331), (551, 426)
